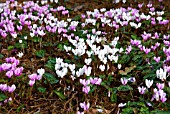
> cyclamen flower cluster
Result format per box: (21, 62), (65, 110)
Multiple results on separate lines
(156, 68), (168, 81)
(55, 58), (75, 78)
(0, 1), (70, 39)
(28, 68), (45, 86)
(151, 88), (167, 103)
(80, 78), (102, 94)
(0, 84), (16, 93)
(120, 77), (136, 85)
(0, 57), (23, 78)
(138, 68), (168, 103)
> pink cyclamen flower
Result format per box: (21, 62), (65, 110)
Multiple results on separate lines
(29, 79), (35, 86)
(1, 63), (11, 71)
(17, 25), (23, 31)
(154, 56), (160, 63)
(82, 86), (90, 94)
(80, 102), (90, 111)
(138, 86), (146, 94)
(138, 3), (143, 8)
(80, 79), (90, 86)
(147, 3), (152, 8)
(1, 31), (7, 38)
(0, 84), (8, 91)
(36, 75), (42, 80)
(6, 57), (16, 63)
(143, 47), (151, 54)
(120, 77), (128, 85)
(154, 32), (159, 39)
(150, 7), (155, 12)
(28, 73), (38, 80)
(6, 70), (13, 78)
(8, 84), (16, 93)
(159, 90), (167, 102)
(156, 83), (164, 90)
(151, 21), (156, 25)
(90, 77), (102, 85)
(81, 14), (86, 19)
(126, 45), (132, 54)
(14, 67), (23, 76)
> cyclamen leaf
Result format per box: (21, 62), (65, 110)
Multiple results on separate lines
(119, 55), (131, 64)
(0, 93), (7, 102)
(111, 93), (117, 103)
(131, 35), (137, 39)
(143, 74), (156, 79)
(33, 36), (41, 42)
(53, 90), (66, 100)
(122, 107), (133, 114)
(43, 73), (59, 84)
(57, 44), (64, 51)
(0, 54), (4, 59)
(117, 85), (133, 91)
(7, 46), (14, 50)
(35, 50), (46, 58)
(38, 87), (46, 93)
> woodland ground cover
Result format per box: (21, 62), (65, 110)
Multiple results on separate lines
(0, 0), (170, 113)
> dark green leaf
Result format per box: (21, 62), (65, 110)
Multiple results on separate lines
(45, 58), (56, 71)
(33, 36), (41, 42)
(119, 55), (131, 64)
(0, 93), (7, 101)
(0, 54), (4, 59)
(131, 35), (137, 39)
(57, 44), (64, 51)
(117, 85), (133, 91)
(64, 59), (71, 63)
(38, 87), (46, 93)
(89, 86), (96, 94)
(43, 73), (59, 84)
(53, 90), (66, 100)
(143, 74), (156, 79)
(132, 55), (142, 61)
(122, 107), (133, 114)
(73, 15), (81, 21)
(111, 93), (117, 103)
(14, 42), (28, 49)
(7, 46), (14, 50)
(35, 50), (46, 58)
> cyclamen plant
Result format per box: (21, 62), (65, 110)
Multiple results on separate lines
(0, 57), (45, 104)
(1, 0), (170, 113)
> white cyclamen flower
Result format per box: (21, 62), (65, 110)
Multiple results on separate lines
(118, 64), (122, 69)
(118, 103), (126, 107)
(17, 52), (23, 58)
(145, 79), (153, 88)
(99, 65), (105, 71)
(84, 58), (92, 65)
(156, 68), (167, 81)
(37, 68), (45, 76)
